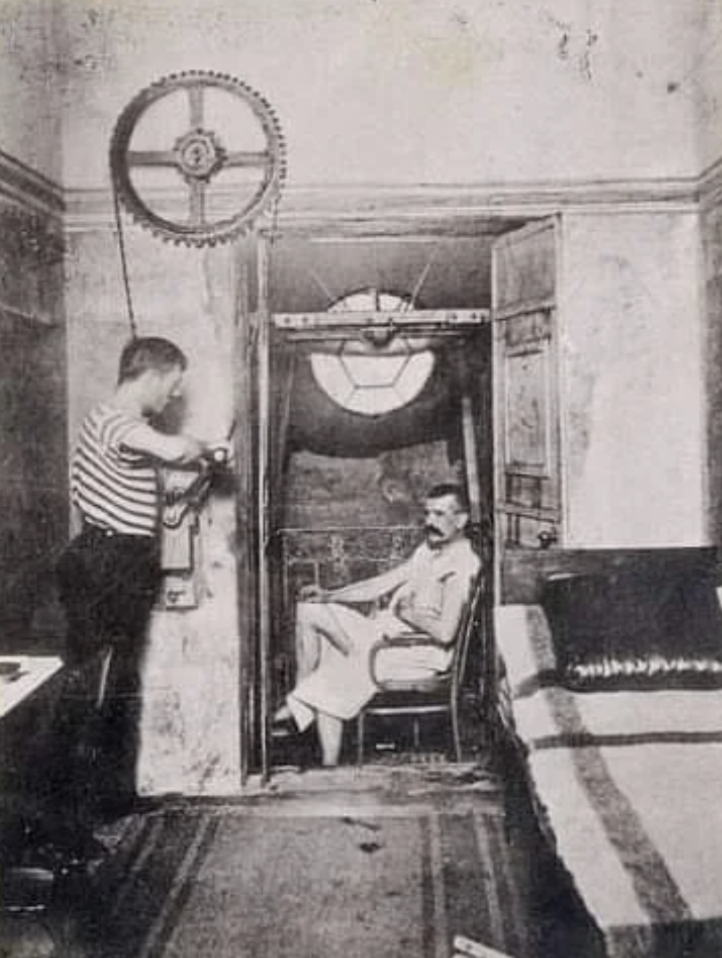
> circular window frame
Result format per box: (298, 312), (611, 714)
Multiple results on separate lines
(310, 289), (436, 416)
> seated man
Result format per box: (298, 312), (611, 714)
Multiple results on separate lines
(275, 483), (481, 766)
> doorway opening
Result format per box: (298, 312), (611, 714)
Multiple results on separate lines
(246, 225), (534, 777)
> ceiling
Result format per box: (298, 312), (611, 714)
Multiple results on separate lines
(267, 219), (528, 313)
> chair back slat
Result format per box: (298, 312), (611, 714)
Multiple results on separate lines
(451, 572), (486, 693)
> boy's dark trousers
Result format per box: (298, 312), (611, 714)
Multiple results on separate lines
(47, 526), (161, 839)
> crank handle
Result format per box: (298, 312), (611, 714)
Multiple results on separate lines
(203, 440), (233, 467)
(537, 529), (559, 550)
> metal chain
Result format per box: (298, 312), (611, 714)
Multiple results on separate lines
(111, 171), (282, 342)
(264, 193), (282, 298)
(111, 179), (139, 339)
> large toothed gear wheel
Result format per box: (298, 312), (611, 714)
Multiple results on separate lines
(110, 71), (286, 246)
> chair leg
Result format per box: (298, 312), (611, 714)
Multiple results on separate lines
(451, 703), (463, 762)
(357, 712), (365, 766)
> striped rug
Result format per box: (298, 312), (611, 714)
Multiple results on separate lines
(89, 772), (530, 958)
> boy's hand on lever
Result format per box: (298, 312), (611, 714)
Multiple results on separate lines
(203, 438), (234, 466)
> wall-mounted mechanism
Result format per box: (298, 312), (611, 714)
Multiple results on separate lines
(106, 71), (283, 618)
(109, 70), (286, 246)
(159, 445), (232, 610)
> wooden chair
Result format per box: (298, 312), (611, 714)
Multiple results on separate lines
(356, 573), (485, 764)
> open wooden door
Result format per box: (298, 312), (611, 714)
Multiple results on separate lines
(492, 219), (563, 596)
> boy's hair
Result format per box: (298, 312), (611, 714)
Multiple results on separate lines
(118, 337), (188, 384)
(426, 483), (470, 514)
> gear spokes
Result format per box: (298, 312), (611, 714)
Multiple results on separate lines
(110, 70), (286, 246)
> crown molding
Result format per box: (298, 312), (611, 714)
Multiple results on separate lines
(1, 142), (714, 231)
(699, 155), (722, 208)
(0, 149), (64, 219)
(63, 174), (700, 237)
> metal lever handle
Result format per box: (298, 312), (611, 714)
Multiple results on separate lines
(537, 528), (559, 550)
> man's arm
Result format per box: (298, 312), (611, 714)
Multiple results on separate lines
(394, 571), (472, 645)
(120, 421), (215, 466)
(304, 558), (414, 605)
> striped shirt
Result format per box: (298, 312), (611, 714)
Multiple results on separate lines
(71, 403), (159, 537)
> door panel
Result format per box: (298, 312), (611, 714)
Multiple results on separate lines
(494, 219), (556, 312)
(493, 219), (562, 561)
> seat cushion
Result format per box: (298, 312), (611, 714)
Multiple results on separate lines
(540, 567), (722, 691)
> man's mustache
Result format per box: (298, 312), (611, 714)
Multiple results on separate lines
(425, 525), (442, 536)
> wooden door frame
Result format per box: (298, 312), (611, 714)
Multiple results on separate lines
(251, 316), (491, 777)
(242, 217), (531, 779)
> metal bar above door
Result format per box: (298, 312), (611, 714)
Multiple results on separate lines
(273, 308), (490, 335)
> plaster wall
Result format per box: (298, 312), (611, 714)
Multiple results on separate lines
(56, 0), (702, 190)
(560, 210), (706, 547)
(0, 214), (67, 649)
(0, 0), (63, 181)
(698, 0), (722, 171)
(64, 224), (242, 794)
(0, 0), (67, 652)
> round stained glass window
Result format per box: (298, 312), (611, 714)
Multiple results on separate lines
(310, 289), (435, 415)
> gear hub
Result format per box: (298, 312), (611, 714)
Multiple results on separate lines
(173, 128), (227, 182)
